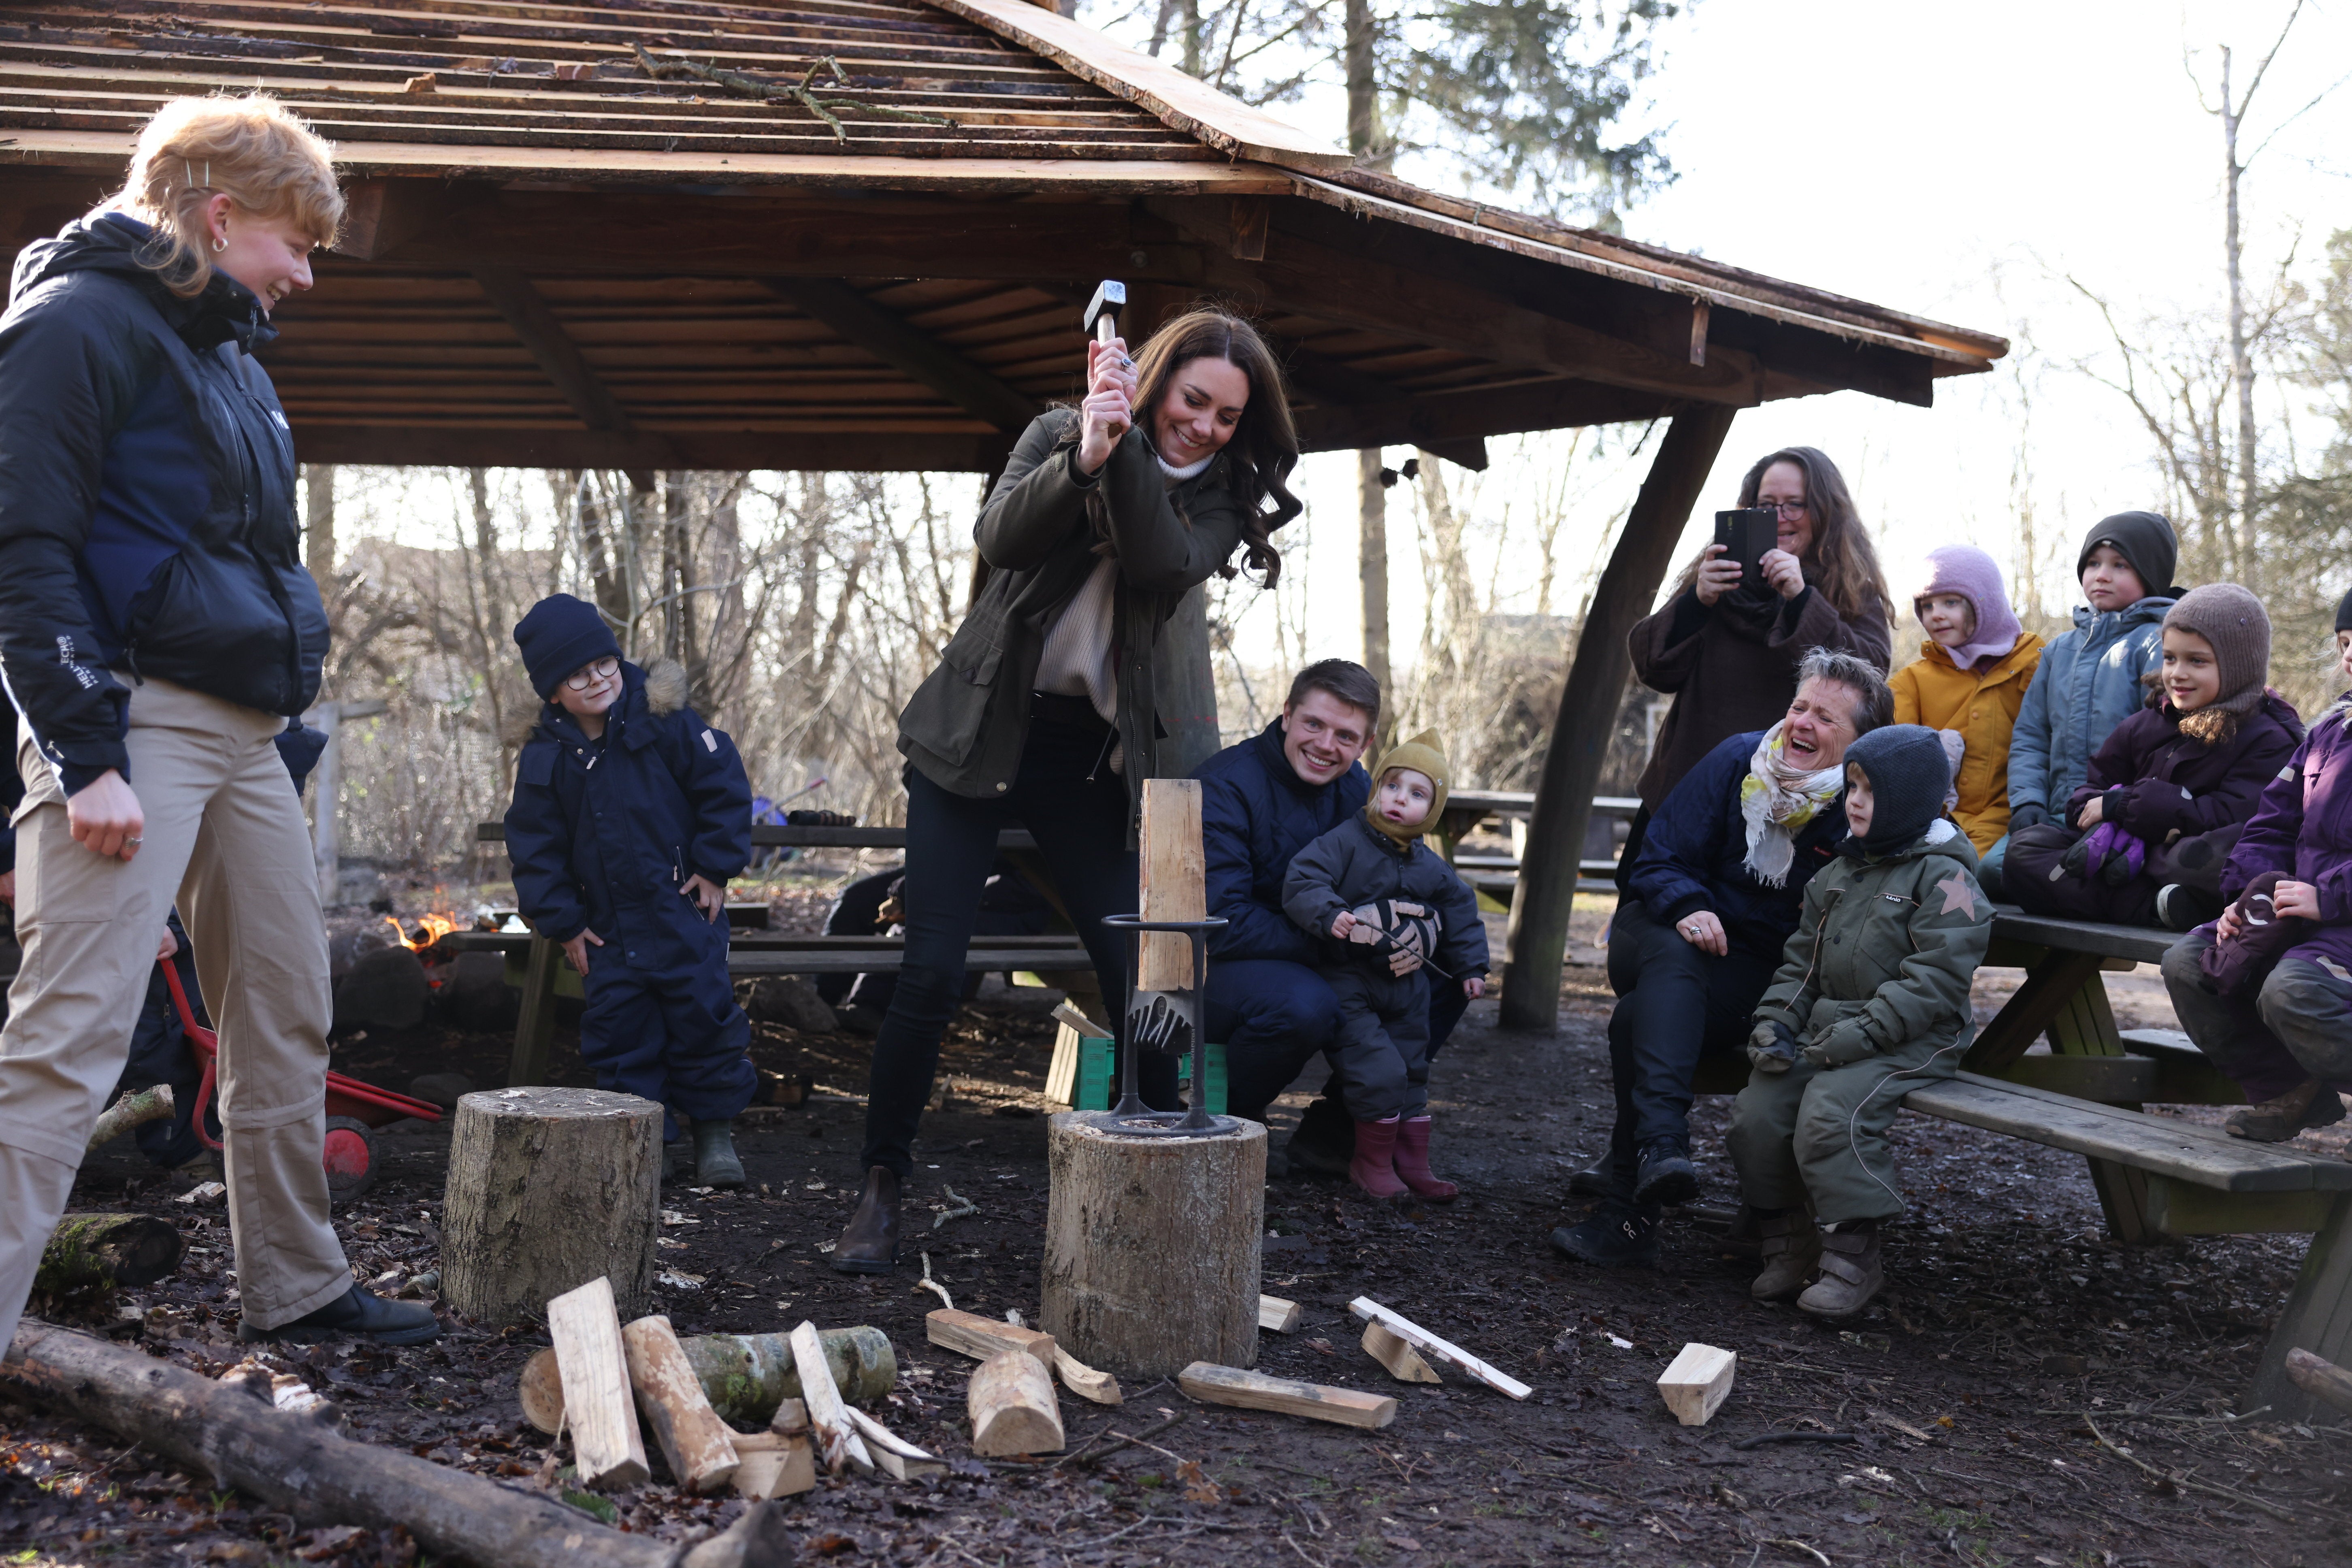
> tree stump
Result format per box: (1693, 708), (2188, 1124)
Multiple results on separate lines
(442, 1087), (661, 1325)
(1040, 1111), (1263, 1379)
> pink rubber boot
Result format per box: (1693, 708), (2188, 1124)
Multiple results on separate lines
(1393, 1116), (1459, 1201)
(1350, 1116), (1408, 1198)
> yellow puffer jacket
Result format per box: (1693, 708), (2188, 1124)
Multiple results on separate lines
(1890, 633), (2047, 853)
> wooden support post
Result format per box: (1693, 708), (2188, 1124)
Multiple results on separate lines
(1041, 1112), (1264, 1378)
(1500, 406), (1738, 1032)
(507, 932), (562, 1087)
(545, 1278), (651, 1489)
(2248, 1193), (2352, 1419)
(1138, 778), (1205, 991)
(442, 1089), (661, 1325)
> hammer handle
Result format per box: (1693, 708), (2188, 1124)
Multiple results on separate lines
(1095, 313), (1118, 347)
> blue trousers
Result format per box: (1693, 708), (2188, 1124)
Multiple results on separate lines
(1208, 955), (1472, 1123)
(578, 905), (756, 1132)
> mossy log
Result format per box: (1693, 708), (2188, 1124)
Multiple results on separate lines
(35, 1214), (182, 1295)
(519, 1325), (895, 1433)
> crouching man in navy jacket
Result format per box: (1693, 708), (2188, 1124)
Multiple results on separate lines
(1194, 660), (1471, 1172)
(505, 594), (758, 1187)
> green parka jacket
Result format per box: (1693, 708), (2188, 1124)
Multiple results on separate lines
(1753, 818), (1993, 1067)
(897, 408), (1255, 827)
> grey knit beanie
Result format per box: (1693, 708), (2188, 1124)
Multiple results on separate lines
(2164, 583), (2271, 715)
(1841, 724), (1952, 856)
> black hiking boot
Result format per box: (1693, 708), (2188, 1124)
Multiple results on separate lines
(1631, 1138), (1698, 1208)
(1550, 1199), (1662, 1268)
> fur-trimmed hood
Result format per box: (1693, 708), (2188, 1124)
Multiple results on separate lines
(642, 656), (689, 716)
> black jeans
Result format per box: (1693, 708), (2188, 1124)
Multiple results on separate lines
(861, 704), (1167, 1176)
(1602, 896), (1781, 1192)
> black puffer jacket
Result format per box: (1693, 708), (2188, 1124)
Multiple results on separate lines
(0, 213), (326, 794)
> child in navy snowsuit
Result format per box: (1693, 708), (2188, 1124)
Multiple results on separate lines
(1282, 731), (1488, 1202)
(505, 594), (757, 1185)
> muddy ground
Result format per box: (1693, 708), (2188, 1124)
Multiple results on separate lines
(5, 891), (2352, 1568)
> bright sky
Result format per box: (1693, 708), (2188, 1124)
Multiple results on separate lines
(1232, 0), (2352, 674)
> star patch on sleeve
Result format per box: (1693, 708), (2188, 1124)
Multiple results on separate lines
(1935, 871), (1981, 920)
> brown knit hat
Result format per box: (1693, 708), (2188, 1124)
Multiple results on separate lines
(1365, 729), (1451, 844)
(2164, 583), (2271, 718)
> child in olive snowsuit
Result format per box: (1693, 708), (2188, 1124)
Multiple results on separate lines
(1728, 724), (1991, 1320)
(1282, 731), (1488, 1201)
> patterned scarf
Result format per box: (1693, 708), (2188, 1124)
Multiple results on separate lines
(1737, 721), (1847, 887)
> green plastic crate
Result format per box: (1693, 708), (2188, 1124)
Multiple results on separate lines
(1070, 1031), (1227, 1115)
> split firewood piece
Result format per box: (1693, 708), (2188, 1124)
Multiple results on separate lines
(1177, 1362), (1397, 1430)
(621, 1314), (740, 1493)
(546, 1277), (650, 1488)
(843, 1406), (946, 1481)
(788, 1322), (872, 1476)
(35, 1214), (184, 1295)
(968, 1347), (1065, 1455)
(1656, 1343), (1736, 1427)
(1347, 1297), (1532, 1401)
(768, 1396), (809, 1436)
(1360, 1321), (1440, 1384)
(1257, 1294), (1303, 1333)
(1052, 1347), (1122, 1406)
(2286, 1348), (2352, 1417)
(925, 1307), (1055, 1372)
(731, 1438), (816, 1500)
(728, 1428), (784, 1452)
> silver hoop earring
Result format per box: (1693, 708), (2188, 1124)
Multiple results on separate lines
(212, 235), (227, 254)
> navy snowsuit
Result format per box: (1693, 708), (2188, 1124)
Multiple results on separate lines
(505, 659), (756, 1129)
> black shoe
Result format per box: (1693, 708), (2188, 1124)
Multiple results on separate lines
(1631, 1139), (1698, 1207)
(1284, 1096), (1354, 1179)
(831, 1165), (901, 1274)
(1550, 1200), (1661, 1267)
(2156, 883), (2224, 933)
(1566, 1161), (1613, 1198)
(240, 1284), (440, 1346)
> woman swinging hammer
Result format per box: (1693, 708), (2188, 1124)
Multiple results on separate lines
(832, 308), (1304, 1272)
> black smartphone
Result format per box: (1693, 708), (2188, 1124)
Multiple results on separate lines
(1713, 506), (1778, 585)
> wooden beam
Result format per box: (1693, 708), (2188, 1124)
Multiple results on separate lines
(284, 424), (1016, 473)
(766, 279), (1043, 434)
(1500, 406), (1738, 1031)
(1288, 377), (1675, 455)
(1271, 341), (1492, 472)
(924, 0), (1349, 172)
(469, 267), (643, 440)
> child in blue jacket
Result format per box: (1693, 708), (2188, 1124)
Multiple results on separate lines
(505, 595), (757, 1185)
(1999, 511), (2181, 893)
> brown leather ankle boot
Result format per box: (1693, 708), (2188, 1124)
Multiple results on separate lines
(831, 1165), (901, 1274)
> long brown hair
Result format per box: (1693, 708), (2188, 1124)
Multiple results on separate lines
(1075, 307), (1302, 586)
(1675, 445), (1892, 624)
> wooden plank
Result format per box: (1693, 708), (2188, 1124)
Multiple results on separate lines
(1257, 1295), (1302, 1333)
(1984, 1054), (2156, 1104)
(2143, 1178), (2338, 1236)
(1360, 1322), (1439, 1385)
(788, 1321), (873, 1476)
(1986, 910), (2179, 965)
(767, 277), (1042, 433)
(1656, 1344), (1736, 1427)
(545, 1277), (649, 1489)
(1138, 778), (1205, 991)
(926, 1308), (1057, 1372)
(1962, 949), (2105, 1070)
(1346, 1298), (1532, 1400)
(619, 1315), (739, 1495)
(1177, 1362), (1397, 1429)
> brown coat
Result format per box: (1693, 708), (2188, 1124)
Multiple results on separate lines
(1629, 573), (1892, 808)
(896, 409), (1253, 824)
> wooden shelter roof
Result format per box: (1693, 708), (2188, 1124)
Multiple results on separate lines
(0, 0), (2009, 472)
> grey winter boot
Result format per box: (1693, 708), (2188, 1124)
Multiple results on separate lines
(692, 1119), (747, 1188)
(1749, 1208), (1821, 1302)
(1798, 1219), (1883, 1318)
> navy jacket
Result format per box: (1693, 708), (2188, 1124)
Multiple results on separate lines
(505, 660), (752, 949)
(0, 214), (327, 795)
(1626, 729), (1847, 958)
(1195, 720), (1371, 965)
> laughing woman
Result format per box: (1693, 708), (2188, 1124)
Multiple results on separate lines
(0, 97), (437, 1349)
(831, 309), (1304, 1273)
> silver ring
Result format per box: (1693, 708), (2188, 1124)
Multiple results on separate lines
(125, 836), (143, 845)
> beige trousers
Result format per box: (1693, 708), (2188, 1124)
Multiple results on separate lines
(0, 677), (350, 1347)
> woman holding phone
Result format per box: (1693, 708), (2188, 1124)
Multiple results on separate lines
(830, 307), (1304, 1274)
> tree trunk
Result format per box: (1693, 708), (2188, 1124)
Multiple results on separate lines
(1500, 407), (1738, 1032)
(303, 464), (336, 579)
(2221, 45), (2260, 595)
(1357, 451), (1392, 710)
(1040, 1112), (1264, 1379)
(441, 1087), (662, 1325)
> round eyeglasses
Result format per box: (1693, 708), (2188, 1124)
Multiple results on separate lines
(564, 658), (620, 690)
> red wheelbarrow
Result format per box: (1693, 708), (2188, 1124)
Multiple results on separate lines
(161, 962), (443, 1208)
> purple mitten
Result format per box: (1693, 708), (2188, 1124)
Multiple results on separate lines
(2064, 820), (2127, 879)
(2098, 828), (2147, 888)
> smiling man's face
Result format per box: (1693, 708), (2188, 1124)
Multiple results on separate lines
(1281, 690), (1373, 787)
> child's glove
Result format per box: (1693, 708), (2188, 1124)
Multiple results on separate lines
(1746, 1019), (1798, 1074)
(787, 809), (858, 828)
(2061, 820), (2145, 885)
(1801, 1019), (1879, 1068)
(2008, 801), (2048, 832)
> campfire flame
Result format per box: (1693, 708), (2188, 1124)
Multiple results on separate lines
(384, 914), (459, 952)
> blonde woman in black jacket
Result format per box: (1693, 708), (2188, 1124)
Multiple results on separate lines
(834, 309), (1303, 1271)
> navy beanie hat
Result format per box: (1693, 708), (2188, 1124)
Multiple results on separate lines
(2336, 586), (2352, 635)
(515, 593), (621, 699)
(1842, 724), (1952, 856)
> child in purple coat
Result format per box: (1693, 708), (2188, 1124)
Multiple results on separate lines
(2007, 584), (2302, 928)
(2160, 590), (2352, 1141)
